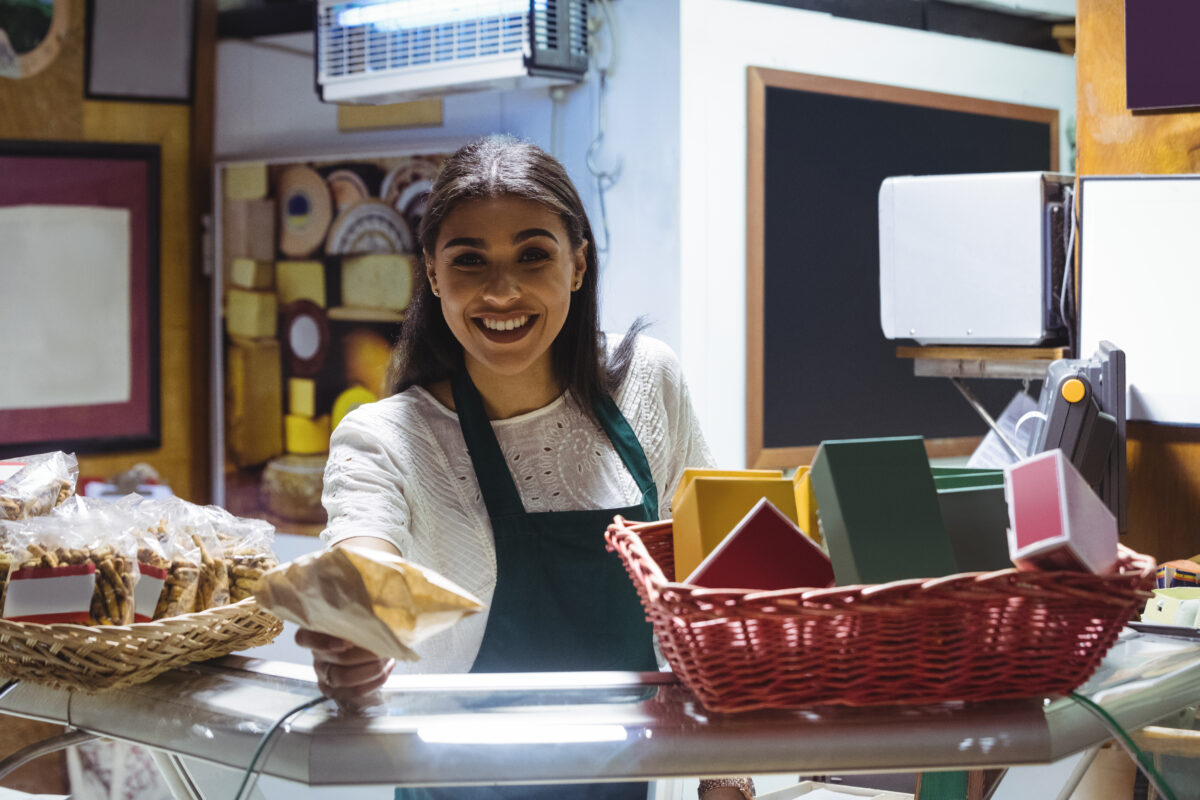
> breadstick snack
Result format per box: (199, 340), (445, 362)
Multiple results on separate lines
(191, 532), (231, 611)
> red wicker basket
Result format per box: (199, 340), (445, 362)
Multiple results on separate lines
(606, 516), (1155, 713)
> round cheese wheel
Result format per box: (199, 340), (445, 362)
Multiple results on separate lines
(326, 200), (413, 255)
(277, 166), (333, 257)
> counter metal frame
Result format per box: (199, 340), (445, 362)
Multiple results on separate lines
(1, 629), (1198, 791)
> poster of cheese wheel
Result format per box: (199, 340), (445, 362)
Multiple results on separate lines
(217, 151), (448, 535)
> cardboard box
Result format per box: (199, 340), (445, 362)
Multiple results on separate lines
(672, 473), (796, 580)
(809, 436), (956, 585)
(1004, 449), (1118, 574)
(685, 498), (833, 590)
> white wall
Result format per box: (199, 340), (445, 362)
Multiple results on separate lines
(213, 0), (683, 351)
(678, 0), (1077, 468)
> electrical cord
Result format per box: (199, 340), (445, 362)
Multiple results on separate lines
(1060, 184), (1078, 357)
(1068, 691), (1179, 800)
(232, 695), (327, 800)
(586, 0), (620, 256)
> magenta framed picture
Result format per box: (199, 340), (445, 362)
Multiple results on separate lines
(0, 140), (161, 456)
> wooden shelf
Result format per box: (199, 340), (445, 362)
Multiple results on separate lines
(897, 345), (1064, 381)
(896, 345), (1066, 361)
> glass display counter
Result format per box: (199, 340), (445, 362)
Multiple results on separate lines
(1, 629), (1198, 794)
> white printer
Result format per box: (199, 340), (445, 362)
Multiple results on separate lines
(878, 171), (1073, 345)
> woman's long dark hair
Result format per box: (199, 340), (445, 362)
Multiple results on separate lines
(386, 135), (642, 406)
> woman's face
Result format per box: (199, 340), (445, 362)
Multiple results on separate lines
(426, 195), (587, 386)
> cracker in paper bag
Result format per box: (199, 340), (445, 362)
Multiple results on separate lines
(254, 546), (484, 661)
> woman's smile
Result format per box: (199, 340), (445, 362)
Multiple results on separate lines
(475, 313), (538, 341)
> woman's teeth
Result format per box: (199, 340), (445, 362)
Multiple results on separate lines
(481, 315), (529, 331)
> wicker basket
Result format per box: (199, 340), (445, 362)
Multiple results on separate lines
(0, 598), (283, 692)
(606, 517), (1155, 713)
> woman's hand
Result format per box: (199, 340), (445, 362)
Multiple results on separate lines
(295, 628), (394, 707)
(296, 538), (402, 708)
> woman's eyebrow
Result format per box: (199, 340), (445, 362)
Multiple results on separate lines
(513, 228), (558, 244)
(443, 236), (486, 249)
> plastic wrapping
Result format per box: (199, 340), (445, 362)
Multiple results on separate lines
(0, 451), (79, 520)
(209, 507), (278, 602)
(3, 498), (139, 625)
(0, 494), (280, 623)
(137, 498), (231, 613)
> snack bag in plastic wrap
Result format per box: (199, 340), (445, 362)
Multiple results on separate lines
(0, 452), (79, 521)
(210, 508), (279, 602)
(140, 497), (231, 612)
(122, 497), (201, 620)
(2, 498), (139, 625)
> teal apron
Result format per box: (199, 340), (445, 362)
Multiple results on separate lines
(395, 371), (657, 799)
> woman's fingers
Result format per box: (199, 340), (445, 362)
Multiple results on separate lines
(318, 644), (388, 667)
(297, 627), (393, 701)
(294, 628), (351, 653)
(295, 629), (381, 665)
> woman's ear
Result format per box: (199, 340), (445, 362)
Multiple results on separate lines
(572, 240), (588, 291)
(425, 251), (439, 296)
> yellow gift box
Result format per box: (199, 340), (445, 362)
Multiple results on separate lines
(671, 469), (800, 580)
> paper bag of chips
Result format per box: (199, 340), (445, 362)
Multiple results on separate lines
(254, 546), (484, 662)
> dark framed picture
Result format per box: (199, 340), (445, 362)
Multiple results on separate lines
(0, 140), (161, 457)
(84, 0), (195, 103)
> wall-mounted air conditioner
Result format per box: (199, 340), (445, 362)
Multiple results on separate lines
(315, 0), (589, 105)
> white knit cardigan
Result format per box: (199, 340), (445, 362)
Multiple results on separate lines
(321, 335), (714, 672)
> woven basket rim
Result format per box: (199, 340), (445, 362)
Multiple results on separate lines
(605, 516), (1156, 602)
(0, 597), (272, 641)
(0, 598), (283, 692)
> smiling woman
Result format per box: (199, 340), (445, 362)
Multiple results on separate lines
(295, 136), (735, 799)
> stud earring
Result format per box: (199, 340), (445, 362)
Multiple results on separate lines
(431, 287), (440, 297)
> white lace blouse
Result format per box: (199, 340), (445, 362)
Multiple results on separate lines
(321, 335), (714, 673)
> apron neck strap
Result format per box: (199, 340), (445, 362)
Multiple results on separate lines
(450, 370), (659, 521)
(590, 393), (659, 520)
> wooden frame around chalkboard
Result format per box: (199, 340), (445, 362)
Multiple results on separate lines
(745, 67), (1059, 469)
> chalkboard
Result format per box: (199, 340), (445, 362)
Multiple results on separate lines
(746, 68), (1058, 468)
